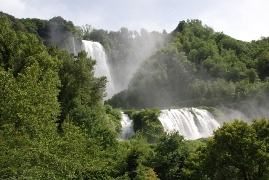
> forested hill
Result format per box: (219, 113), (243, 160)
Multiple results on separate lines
(0, 12), (124, 178)
(2, 10), (269, 123)
(106, 20), (269, 117)
(5, 11), (269, 116)
(1, 11), (269, 179)
(0, 11), (169, 92)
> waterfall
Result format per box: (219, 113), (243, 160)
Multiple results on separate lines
(82, 40), (115, 99)
(159, 108), (220, 140)
(119, 112), (135, 140)
(120, 108), (220, 140)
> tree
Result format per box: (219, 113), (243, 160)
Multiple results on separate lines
(0, 15), (120, 179)
(154, 132), (189, 180)
(256, 50), (269, 81)
(48, 47), (107, 131)
(0, 15), (18, 71)
(119, 133), (159, 180)
(0, 15), (60, 134)
(44, 16), (77, 53)
(127, 108), (164, 143)
(185, 119), (269, 180)
(20, 18), (48, 41)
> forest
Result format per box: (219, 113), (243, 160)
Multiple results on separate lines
(1, 11), (269, 179)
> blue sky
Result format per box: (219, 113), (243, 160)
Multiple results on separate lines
(1, 0), (268, 42)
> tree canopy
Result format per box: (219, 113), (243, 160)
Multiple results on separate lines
(106, 19), (269, 115)
(1, 12), (269, 179)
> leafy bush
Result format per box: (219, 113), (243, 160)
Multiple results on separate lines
(125, 108), (164, 143)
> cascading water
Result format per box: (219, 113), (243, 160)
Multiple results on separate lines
(119, 112), (135, 140)
(120, 108), (220, 140)
(82, 40), (115, 99)
(158, 108), (220, 140)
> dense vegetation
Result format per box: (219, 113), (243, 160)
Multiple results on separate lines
(1, 12), (269, 179)
(106, 20), (269, 118)
(0, 14), (121, 179)
(124, 108), (163, 143)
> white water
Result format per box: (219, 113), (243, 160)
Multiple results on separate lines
(82, 40), (115, 99)
(120, 108), (220, 140)
(120, 112), (135, 140)
(159, 108), (220, 140)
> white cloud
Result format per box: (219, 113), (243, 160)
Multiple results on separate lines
(0, 0), (26, 16)
(198, 0), (269, 41)
(0, 0), (268, 41)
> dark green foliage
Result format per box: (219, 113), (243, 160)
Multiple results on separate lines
(0, 11), (26, 32)
(47, 46), (107, 132)
(118, 133), (159, 180)
(0, 15), (60, 134)
(105, 104), (122, 133)
(256, 50), (269, 81)
(126, 148), (140, 179)
(153, 132), (189, 180)
(183, 137), (211, 153)
(2, 11), (269, 180)
(87, 29), (113, 51)
(126, 108), (164, 143)
(20, 18), (48, 41)
(182, 119), (269, 180)
(107, 19), (269, 112)
(0, 14), (122, 179)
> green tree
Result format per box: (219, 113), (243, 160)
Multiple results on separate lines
(256, 50), (269, 81)
(119, 133), (159, 180)
(0, 15), (60, 133)
(186, 119), (269, 180)
(20, 18), (48, 41)
(153, 132), (189, 180)
(0, 15), (18, 71)
(48, 47), (107, 130)
(127, 108), (164, 143)
(0, 15), (122, 179)
(181, 146), (208, 180)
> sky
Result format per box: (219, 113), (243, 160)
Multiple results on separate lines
(1, 0), (269, 42)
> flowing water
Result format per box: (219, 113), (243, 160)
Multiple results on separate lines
(119, 112), (135, 140)
(81, 41), (220, 140)
(120, 108), (220, 140)
(159, 108), (220, 140)
(81, 40), (115, 99)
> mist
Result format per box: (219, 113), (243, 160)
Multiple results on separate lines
(46, 23), (168, 99)
(44, 16), (83, 55)
(220, 96), (269, 123)
(105, 28), (168, 94)
(44, 17), (269, 124)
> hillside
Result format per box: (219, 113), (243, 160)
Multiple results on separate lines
(106, 20), (269, 120)
(1, 12), (269, 179)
